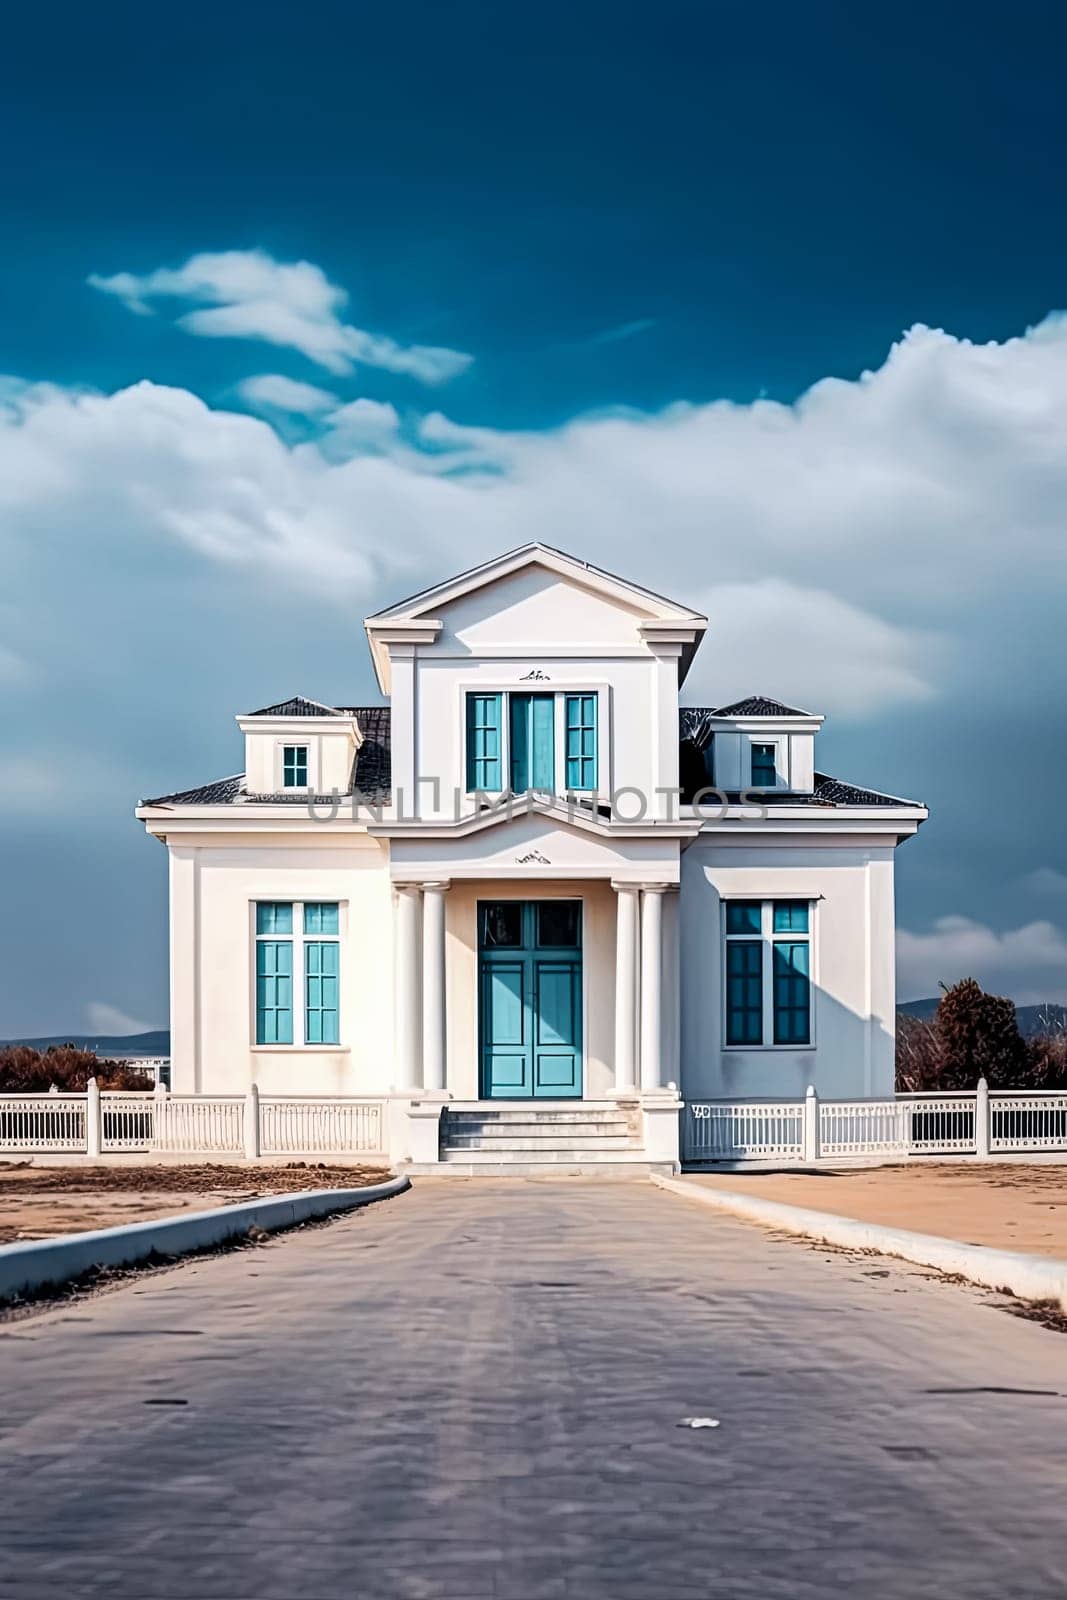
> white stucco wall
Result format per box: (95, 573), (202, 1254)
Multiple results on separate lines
(168, 834), (393, 1095)
(388, 569), (683, 821)
(240, 719), (358, 795)
(678, 838), (897, 1101)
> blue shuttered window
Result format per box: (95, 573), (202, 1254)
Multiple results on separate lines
(255, 901), (340, 1046)
(256, 937), (293, 1044)
(773, 941), (811, 1045)
(466, 690), (599, 794)
(726, 940), (763, 1045)
(565, 694), (598, 791)
(466, 694), (503, 791)
(510, 694), (555, 792)
(724, 899), (812, 1047)
(305, 940), (340, 1044)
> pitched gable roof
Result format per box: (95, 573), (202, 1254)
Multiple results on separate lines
(244, 696), (347, 718)
(364, 543), (708, 691)
(368, 543), (706, 624)
(710, 695), (816, 718)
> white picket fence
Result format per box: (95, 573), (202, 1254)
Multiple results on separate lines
(684, 1082), (1067, 1165)
(0, 1083), (386, 1160)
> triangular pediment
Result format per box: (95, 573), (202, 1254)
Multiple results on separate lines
(369, 542), (703, 626)
(365, 543), (706, 689)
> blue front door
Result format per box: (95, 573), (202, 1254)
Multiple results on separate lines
(479, 900), (583, 1098)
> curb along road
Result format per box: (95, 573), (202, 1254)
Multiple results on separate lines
(651, 1173), (1067, 1311)
(0, 1174), (411, 1301)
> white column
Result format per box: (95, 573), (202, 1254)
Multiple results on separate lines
(422, 882), (449, 1094)
(612, 882), (640, 1091)
(393, 884), (421, 1091)
(640, 887), (666, 1093)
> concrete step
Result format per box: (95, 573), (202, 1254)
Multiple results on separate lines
(446, 1110), (630, 1127)
(444, 1118), (630, 1136)
(443, 1133), (638, 1152)
(407, 1160), (666, 1179)
(439, 1146), (650, 1166)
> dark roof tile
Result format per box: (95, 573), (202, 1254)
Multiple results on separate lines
(141, 774), (245, 806)
(245, 696), (347, 718)
(709, 695), (815, 718)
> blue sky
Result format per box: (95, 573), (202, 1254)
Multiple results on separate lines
(3, 0), (1067, 1034)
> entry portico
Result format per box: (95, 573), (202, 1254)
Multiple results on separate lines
(379, 797), (692, 1106)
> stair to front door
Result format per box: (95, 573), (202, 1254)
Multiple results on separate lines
(433, 1100), (651, 1175)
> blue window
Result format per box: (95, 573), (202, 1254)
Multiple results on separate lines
(283, 745), (309, 788)
(726, 940), (763, 1045)
(255, 900), (340, 1046)
(466, 693), (503, 791)
(304, 901), (339, 934)
(773, 941), (811, 1045)
(305, 940), (340, 1045)
(726, 900), (761, 935)
(724, 899), (812, 1047)
(256, 939), (293, 1044)
(773, 901), (809, 933)
(256, 901), (293, 935)
(565, 695), (598, 791)
(751, 743), (777, 787)
(510, 694), (556, 792)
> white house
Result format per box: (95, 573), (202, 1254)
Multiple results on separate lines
(136, 544), (927, 1171)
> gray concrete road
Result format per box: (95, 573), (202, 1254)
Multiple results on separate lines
(1, 1178), (1066, 1600)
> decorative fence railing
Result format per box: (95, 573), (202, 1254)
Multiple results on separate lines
(0, 1083), (387, 1160)
(683, 1082), (1067, 1165)
(0, 1094), (88, 1152)
(259, 1097), (383, 1157)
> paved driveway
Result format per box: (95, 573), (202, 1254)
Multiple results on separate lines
(1, 1178), (1066, 1599)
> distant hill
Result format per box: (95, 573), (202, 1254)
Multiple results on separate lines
(899, 999), (1067, 1038)
(0, 1030), (170, 1058)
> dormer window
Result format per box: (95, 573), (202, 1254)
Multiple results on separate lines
(751, 742), (777, 788)
(282, 744), (309, 789)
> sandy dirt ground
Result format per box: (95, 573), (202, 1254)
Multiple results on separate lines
(689, 1162), (1067, 1257)
(0, 1162), (391, 1243)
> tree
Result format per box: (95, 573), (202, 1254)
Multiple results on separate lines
(934, 977), (1028, 1090)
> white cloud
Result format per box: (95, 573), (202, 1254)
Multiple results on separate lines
(237, 374), (339, 415)
(86, 1002), (153, 1036)
(1022, 867), (1067, 897)
(5, 313), (1067, 727)
(898, 916), (1067, 1005)
(686, 579), (933, 718)
(89, 250), (473, 384)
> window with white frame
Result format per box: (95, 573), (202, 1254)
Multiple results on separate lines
(464, 690), (600, 794)
(750, 741), (778, 788)
(255, 901), (340, 1046)
(281, 744), (309, 789)
(724, 899), (812, 1047)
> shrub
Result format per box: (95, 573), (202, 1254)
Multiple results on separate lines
(0, 1045), (152, 1094)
